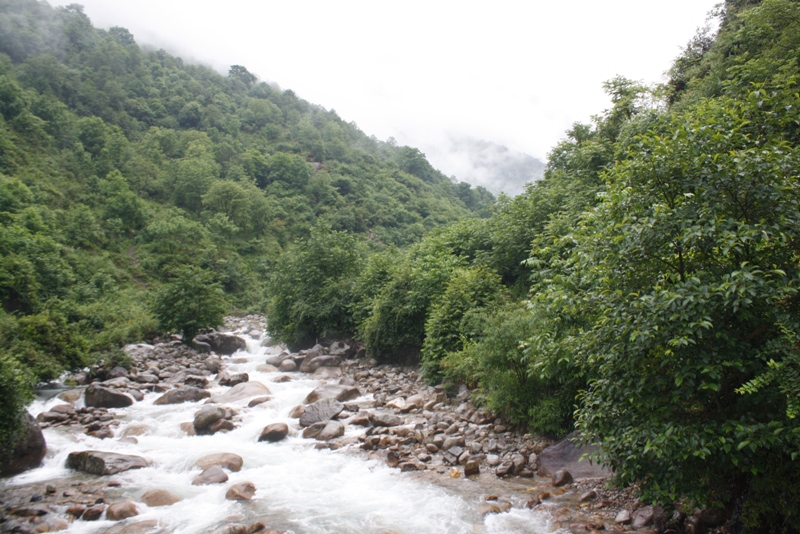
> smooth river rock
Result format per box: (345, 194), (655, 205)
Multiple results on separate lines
(302, 420), (345, 441)
(258, 423), (289, 442)
(192, 465), (229, 485)
(141, 489), (181, 507)
(195, 453), (243, 472)
(303, 384), (360, 404)
(153, 387), (211, 405)
(0, 412), (46, 476)
(66, 451), (148, 475)
(106, 501), (139, 521)
(369, 411), (402, 427)
(193, 406), (227, 433)
(299, 398), (344, 427)
(208, 381), (271, 404)
(225, 482), (256, 501)
(85, 384), (134, 408)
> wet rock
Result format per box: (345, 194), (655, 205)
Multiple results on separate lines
(192, 465), (229, 485)
(299, 398), (344, 427)
(303, 384), (360, 404)
(302, 421), (345, 441)
(153, 387), (211, 405)
(348, 412), (371, 426)
(85, 384), (134, 408)
(226, 482), (256, 501)
(103, 519), (164, 533)
(107, 501), (139, 521)
(195, 453), (243, 472)
(632, 505), (655, 528)
(141, 489), (181, 507)
(66, 451), (148, 475)
(209, 381), (271, 404)
(311, 366), (342, 380)
(552, 469), (573, 487)
(219, 372), (249, 387)
(204, 356), (223, 373)
(386, 451), (400, 467)
(300, 354), (341, 373)
(579, 489), (597, 502)
(0, 412), (46, 476)
(289, 405), (306, 418)
(58, 389), (83, 404)
(82, 504), (106, 521)
(464, 459), (480, 476)
(248, 396), (271, 407)
(194, 406), (227, 433)
(256, 364), (278, 373)
(616, 509), (632, 525)
(259, 423), (289, 443)
(278, 359), (297, 372)
(369, 411), (402, 427)
(194, 333), (247, 355)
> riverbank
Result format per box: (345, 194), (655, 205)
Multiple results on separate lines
(2, 316), (653, 534)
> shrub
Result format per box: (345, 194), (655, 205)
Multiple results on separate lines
(152, 265), (227, 342)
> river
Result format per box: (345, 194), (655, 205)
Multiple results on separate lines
(5, 332), (560, 533)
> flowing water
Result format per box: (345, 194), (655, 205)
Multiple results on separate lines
(7, 335), (558, 533)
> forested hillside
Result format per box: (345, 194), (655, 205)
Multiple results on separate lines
(267, 0), (800, 530)
(0, 0), (492, 454)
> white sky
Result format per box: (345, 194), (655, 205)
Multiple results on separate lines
(52, 0), (720, 168)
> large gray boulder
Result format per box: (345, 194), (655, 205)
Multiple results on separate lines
(66, 451), (148, 475)
(302, 421), (345, 441)
(537, 432), (612, 479)
(193, 333), (247, 355)
(85, 384), (134, 408)
(208, 381), (270, 404)
(193, 406), (227, 434)
(153, 387), (211, 405)
(369, 411), (402, 427)
(303, 384), (360, 404)
(0, 412), (46, 477)
(299, 398), (344, 427)
(299, 354), (341, 373)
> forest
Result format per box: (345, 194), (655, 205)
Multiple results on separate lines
(2, 0), (800, 531)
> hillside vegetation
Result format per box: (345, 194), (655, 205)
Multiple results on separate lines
(267, 0), (800, 530)
(0, 0), (492, 453)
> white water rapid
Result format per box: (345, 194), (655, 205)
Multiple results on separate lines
(8, 334), (558, 534)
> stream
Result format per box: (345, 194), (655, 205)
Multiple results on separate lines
(4, 332), (560, 534)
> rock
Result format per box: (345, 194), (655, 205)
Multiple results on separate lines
(464, 459), (480, 476)
(632, 505), (655, 528)
(299, 398), (344, 427)
(66, 451), (148, 475)
(225, 482), (256, 501)
(193, 406), (227, 433)
(256, 364), (278, 373)
(204, 356), (223, 373)
(192, 465), (229, 485)
(579, 489), (597, 502)
(552, 469), (573, 487)
(311, 366), (342, 380)
(299, 354), (341, 373)
(58, 389), (83, 403)
(153, 387), (211, 405)
(278, 359), (297, 372)
(303, 384), (360, 404)
(107, 501), (139, 521)
(103, 520), (163, 533)
(194, 333), (247, 355)
(537, 432), (612, 479)
(219, 372), (249, 387)
(85, 384), (134, 408)
(495, 463), (512, 477)
(259, 423), (289, 443)
(369, 411), (402, 427)
(386, 451), (400, 468)
(289, 405), (306, 418)
(385, 398), (406, 411)
(478, 503), (502, 516)
(141, 489), (180, 507)
(82, 504), (106, 521)
(248, 396), (271, 407)
(265, 353), (288, 366)
(208, 381), (271, 404)
(195, 453), (243, 472)
(302, 421), (345, 441)
(180, 422), (196, 436)
(0, 412), (46, 476)
(615, 509), (632, 525)
(349, 412), (371, 426)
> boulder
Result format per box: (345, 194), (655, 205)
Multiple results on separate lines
(248, 396), (271, 407)
(203, 356), (223, 373)
(192, 465), (229, 485)
(66, 451), (148, 475)
(278, 359), (297, 372)
(193, 406), (227, 434)
(82, 504), (106, 521)
(303, 384), (360, 404)
(302, 421), (345, 441)
(0, 412), (46, 476)
(208, 381), (271, 404)
(299, 398), (344, 427)
(265, 352), (289, 366)
(195, 452), (243, 472)
(103, 520), (163, 533)
(369, 411), (402, 427)
(258, 423), (289, 443)
(194, 333), (247, 355)
(537, 432), (612, 479)
(552, 469), (573, 487)
(85, 384), (134, 408)
(632, 505), (655, 528)
(141, 489), (180, 507)
(153, 387), (211, 405)
(107, 501), (139, 521)
(299, 354), (341, 373)
(225, 482), (256, 501)
(311, 366), (342, 380)
(218, 372), (249, 387)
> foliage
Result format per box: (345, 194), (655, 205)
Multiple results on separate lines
(152, 266), (227, 342)
(265, 228), (365, 348)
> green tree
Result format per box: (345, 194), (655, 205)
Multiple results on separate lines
(152, 266), (227, 342)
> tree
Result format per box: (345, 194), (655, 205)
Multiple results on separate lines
(152, 266), (227, 342)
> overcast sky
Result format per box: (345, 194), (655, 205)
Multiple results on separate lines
(52, 0), (720, 171)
